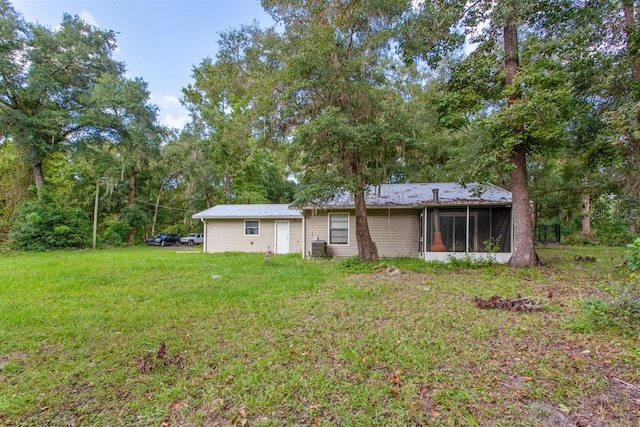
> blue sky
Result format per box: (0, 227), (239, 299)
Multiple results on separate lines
(12, 0), (272, 130)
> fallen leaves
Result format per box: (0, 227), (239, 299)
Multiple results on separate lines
(473, 295), (547, 312)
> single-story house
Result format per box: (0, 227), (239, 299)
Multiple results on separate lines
(193, 182), (513, 262)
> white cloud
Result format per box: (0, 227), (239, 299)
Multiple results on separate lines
(151, 94), (182, 109)
(79, 10), (98, 27)
(162, 112), (190, 130)
(150, 93), (190, 129)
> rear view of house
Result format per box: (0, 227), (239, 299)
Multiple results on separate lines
(193, 182), (513, 262)
(302, 183), (512, 262)
(192, 204), (303, 255)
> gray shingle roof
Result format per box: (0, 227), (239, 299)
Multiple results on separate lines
(306, 183), (511, 208)
(193, 204), (302, 219)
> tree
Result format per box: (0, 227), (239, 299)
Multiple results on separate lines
(0, 139), (30, 241)
(183, 24), (295, 206)
(262, 0), (417, 261)
(599, 0), (640, 234)
(0, 2), (123, 196)
(400, 0), (598, 266)
(85, 74), (163, 244)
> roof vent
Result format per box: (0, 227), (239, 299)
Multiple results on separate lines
(432, 188), (440, 204)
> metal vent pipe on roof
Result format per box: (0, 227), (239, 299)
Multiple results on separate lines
(432, 188), (439, 204)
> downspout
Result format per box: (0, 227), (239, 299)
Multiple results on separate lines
(200, 218), (206, 253)
(302, 212), (306, 259)
(466, 205), (470, 253)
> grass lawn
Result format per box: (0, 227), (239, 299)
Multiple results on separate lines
(0, 246), (638, 426)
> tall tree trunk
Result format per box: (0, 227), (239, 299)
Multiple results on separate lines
(623, 0), (640, 84)
(622, 1), (640, 234)
(509, 144), (538, 267)
(351, 157), (378, 262)
(504, 13), (538, 267)
(224, 163), (232, 203)
(33, 162), (45, 198)
(581, 191), (592, 237)
(353, 189), (378, 262)
(128, 165), (136, 245)
(152, 183), (163, 236)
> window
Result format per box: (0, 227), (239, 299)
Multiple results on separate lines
(329, 213), (348, 245)
(244, 220), (260, 236)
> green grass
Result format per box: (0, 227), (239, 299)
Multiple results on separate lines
(0, 246), (638, 426)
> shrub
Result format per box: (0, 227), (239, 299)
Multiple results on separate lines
(100, 219), (130, 246)
(573, 245), (640, 334)
(626, 237), (640, 271)
(9, 195), (91, 250)
(561, 232), (599, 246)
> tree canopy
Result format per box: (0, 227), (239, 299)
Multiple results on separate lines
(0, 0), (639, 259)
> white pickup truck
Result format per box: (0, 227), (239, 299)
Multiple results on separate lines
(180, 233), (204, 245)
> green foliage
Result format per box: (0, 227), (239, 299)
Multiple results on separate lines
(574, 282), (640, 335)
(119, 205), (148, 230)
(626, 238), (640, 271)
(445, 255), (497, 269)
(483, 235), (501, 253)
(9, 195), (91, 250)
(337, 256), (380, 273)
(100, 218), (130, 246)
(0, 5), (123, 191)
(561, 232), (599, 246)
(572, 245), (640, 334)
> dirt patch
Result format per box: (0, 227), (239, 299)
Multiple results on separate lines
(473, 295), (549, 312)
(136, 342), (184, 373)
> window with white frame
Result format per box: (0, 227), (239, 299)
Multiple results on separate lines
(329, 213), (348, 245)
(244, 220), (260, 236)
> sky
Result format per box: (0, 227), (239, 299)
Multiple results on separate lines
(12, 0), (273, 130)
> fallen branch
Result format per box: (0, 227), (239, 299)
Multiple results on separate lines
(614, 377), (640, 392)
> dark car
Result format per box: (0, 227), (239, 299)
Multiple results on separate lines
(146, 233), (181, 246)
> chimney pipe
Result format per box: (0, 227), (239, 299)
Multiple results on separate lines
(432, 188), (440, 204)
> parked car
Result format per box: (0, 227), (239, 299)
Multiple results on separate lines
(146, 233), (181, 246)
(180, 233), (204, 246)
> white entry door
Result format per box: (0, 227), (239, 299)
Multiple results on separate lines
(275, 221), (290, 254)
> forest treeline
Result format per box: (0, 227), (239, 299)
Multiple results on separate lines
(1, 0), (639, 265)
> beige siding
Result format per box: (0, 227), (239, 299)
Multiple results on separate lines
(304, 209), (420, 258)
(368, 209), (420, 257)
(288, 218), (303, 255)
(204, 218), (302, 254)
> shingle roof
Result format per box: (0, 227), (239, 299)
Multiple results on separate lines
(193, 204), (302, 219)
(306, 183), (511, 208)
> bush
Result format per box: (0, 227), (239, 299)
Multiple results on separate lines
(100, 219), (130, 247)
(573, 243), (640, 334)
(561, 232), (599, 246)
(626, 237), (640, 271)
(9, 195), (91, 250)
